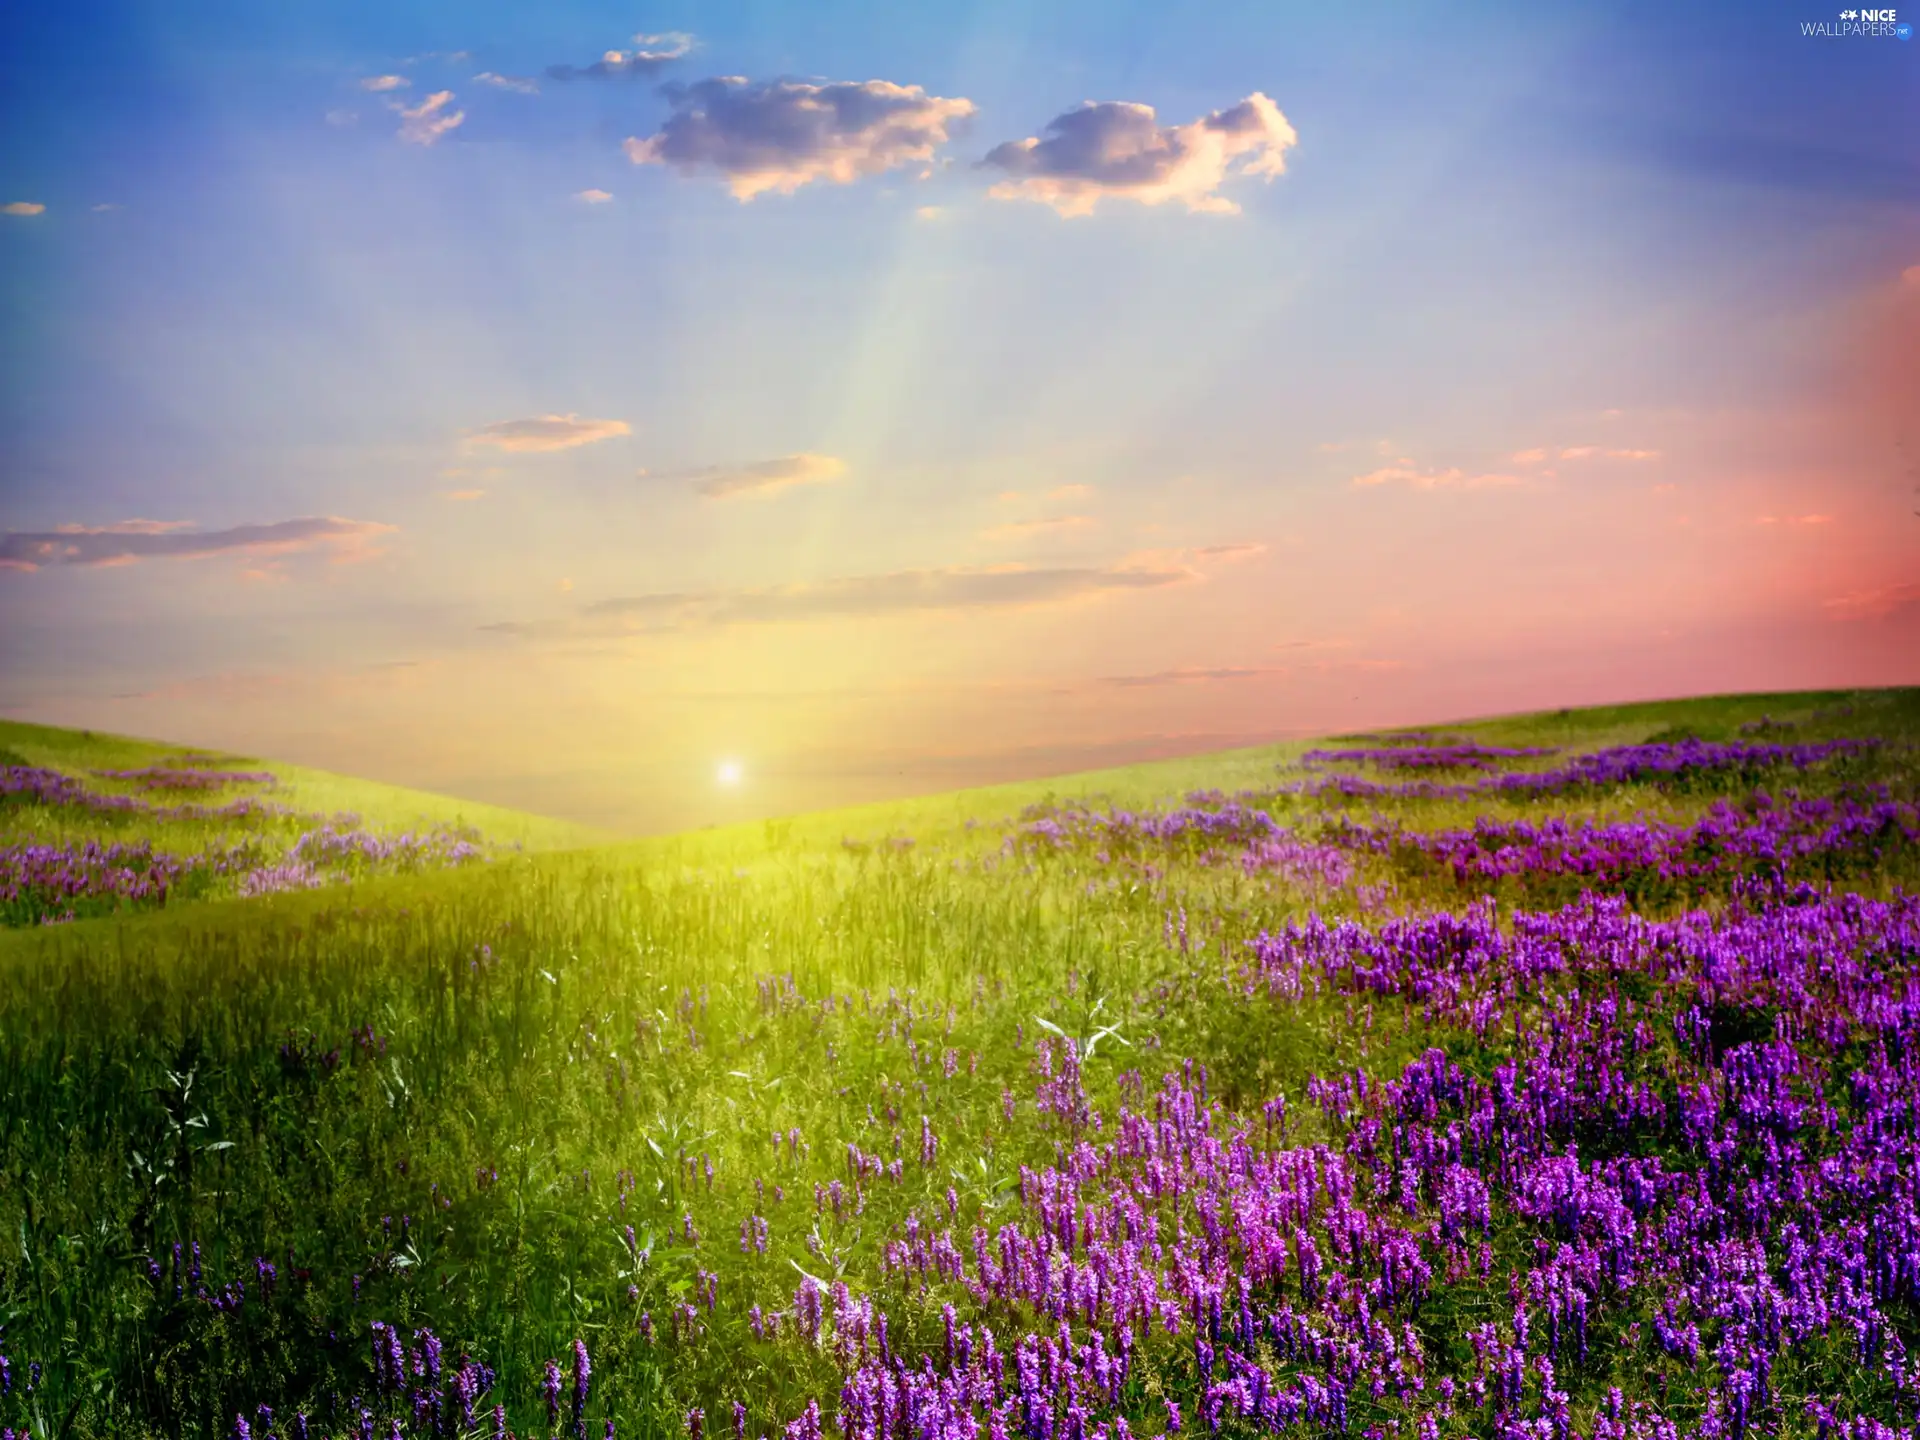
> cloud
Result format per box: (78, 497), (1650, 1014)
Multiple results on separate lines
(2, 201), (45, 216)
(1558, 445), (1660, 461)
(1192, 542), (1266, 562)
(1048, 483), (1095, 499)
(1270, 636), (1351, 652)
(474, 72), (539, 94)
(439, 489), (487, 501)
(547, 32), (694, 81)
(979, 515), (1095, 542)
(624, 77), (976, 200)
(396, 91), (464, 146)
(0, 517), (394, 572)
(915, 205), (946, 220)
(1753, 513), (1832, 526)
(655, 452), (847, 498)
(574, 188), (614, 203)
(981, 92), (1296, 217)
(1511, 447), (1549, 464)
(1350, 461), (1524, 490)
(325, 109), (359, 127)
(1096, 665), (1286, 688)
(467, 413), (631, 453)
(360, 75), (409, 92)
(1824, 582), (1920, 620)
(486, 561), (1192, 635)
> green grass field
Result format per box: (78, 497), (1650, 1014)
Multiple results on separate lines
(0, 687), (1916, 1439)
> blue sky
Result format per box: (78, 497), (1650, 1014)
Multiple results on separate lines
(2, 1), (1915, 829)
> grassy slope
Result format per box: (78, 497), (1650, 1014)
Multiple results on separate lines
(4, 686), (1912, 943)
(0, 717), (614, 854)
(628, 684), (1920, 869)
(0, 686), (1912, 1437)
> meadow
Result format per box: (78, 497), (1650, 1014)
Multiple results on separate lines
(1, 689), (1917, 1440)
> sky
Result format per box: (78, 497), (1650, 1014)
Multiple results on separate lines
(1, 0), (1917, 832)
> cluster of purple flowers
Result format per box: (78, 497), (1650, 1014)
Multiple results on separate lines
(2, 763), (287, 823)
(95, 761), (277, 793)
(1330, 791), (1920, 899)
(1301, 742), (1557, 773)
(1287, 739), (1878, 804)
(747, 888), (1919, 1440)
(0, 807), (484, 922)
(0, 839), (210, 924)
(1484, 738), (1876, 796)
(286, 825), (483, 876)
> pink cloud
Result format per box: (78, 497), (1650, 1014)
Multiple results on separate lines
(396, 91), (464, 146)
(467, 413), (631, 452)
(1824, 582), (1920, 620)
(1350, 461), (1524, 491)
(983, 92), (1297, 217)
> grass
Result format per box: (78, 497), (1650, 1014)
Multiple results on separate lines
(0, 718), (613, 856)
(0, 686), (1915, 1439)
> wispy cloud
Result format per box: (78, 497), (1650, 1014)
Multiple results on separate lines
(1048, 483), (1096, 499)
(360, 74), (409, 92)
(574, 188), (614, 204)
(1095, 665), (1286, 688)
(474, 72), (539, 94)
(1350, 460), (1524, 490)
(649, 452), (848, 498)
(396, 91), (464, 146)
(1754, 513), (1832, 526)
(982, 93), (1296, 217)
(1192, 542), (1266, 562)
(1557, 445), (1661, 461)
(625, 77), (975, 200)
(2, 201), (45, 216)
(0, 517), (394, 572)
(547, 32), (694, 81)
(979, 515), (1095, 542)
(467, 413), (631, 453)
(439, 489), (487, 502)
(486, 561), (1192, 635)
(1824, 582), (1920, 620)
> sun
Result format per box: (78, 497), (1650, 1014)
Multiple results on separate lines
(716, 759), (745, 788)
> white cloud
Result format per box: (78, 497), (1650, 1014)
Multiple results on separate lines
(360, 75), (409, 92)
(574, 188), (614, 204)
(396, 91), (465, 146)
(982, 92), (1297, 217)
(474, 72), (539, 94)
(546, 32), (695, 81)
